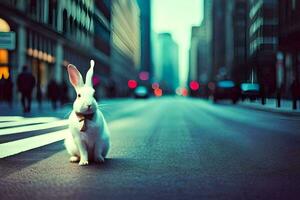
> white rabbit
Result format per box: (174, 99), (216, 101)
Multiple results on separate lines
(64, 60), (110, 166)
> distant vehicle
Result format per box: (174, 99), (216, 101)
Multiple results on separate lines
(240, 83), (260, 101)
(134, 86), (149, 99)
(212, 80), (240, 104)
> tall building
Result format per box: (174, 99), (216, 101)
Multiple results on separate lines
(225, 0), (234, 74)
(212, 0), (226, 81)
(189, 0), (213, 85)
(137, 0), (152, 76)
(248, 0), (278, 95)
(278, 0), (300, 92)
(94, 0), (111, 73)
(93, 0), (112, 97)
(151, 32), (161, 82)
(231, 0), (249, 83)
(0, 0), (111, 100)
(156, 33), (179, 93)
(189, 26), (201, 83)
(211, 0), (234, 81)
(198, 0), (213, 85)
(111, 0), (141, 96)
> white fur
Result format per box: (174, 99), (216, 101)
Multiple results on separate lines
(64, 60), (110, 166)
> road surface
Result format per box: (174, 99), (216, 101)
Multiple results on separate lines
(1, 98), (300, 199)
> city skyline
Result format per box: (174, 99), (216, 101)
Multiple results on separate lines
(1, 1), (300, 199)
(152, 0), (203, 86)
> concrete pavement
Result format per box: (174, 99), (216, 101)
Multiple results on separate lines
(1, 98), (300, 199)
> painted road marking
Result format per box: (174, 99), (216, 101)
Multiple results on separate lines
(0, 117), (59, 129)
(0, 120), (68, 136)
(0, 129), (67, 158)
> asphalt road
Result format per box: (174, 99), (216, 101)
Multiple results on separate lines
(1, 98), (300, 200)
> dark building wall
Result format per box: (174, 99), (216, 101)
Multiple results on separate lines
(193, 0), (213, 85)
(94, 1), (111, 57)
(189, 26), (201, 84)
(95, 0), (111, 21)
(232, 0), (249, 83)
(278, 0), (300, 92)
(111, 0), (140, 97)
(279, 0), (300, 50)
(0, 0), (111, 100)
(248, 0), (278, 95)
(212, 0), (226, 80)
(211, 0), (234, 81)
(137, 0), (152, 76)
(94, 0), (112, 89)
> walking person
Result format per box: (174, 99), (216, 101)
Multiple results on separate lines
(0, 78), (4, 103)
(47, 79), (59, 110)
(59, 80), (69, 106)
(260, 82), (266, 105)
(291, 79), (300, 110)
(36, 85), (43, 110)
(3, 77), (13, 108)
(17, 65), (36, 113)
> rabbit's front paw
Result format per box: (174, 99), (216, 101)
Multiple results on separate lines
(69, 156), (80, 163)
(79, 159), (89, 166)
(94, 156), (105, 164)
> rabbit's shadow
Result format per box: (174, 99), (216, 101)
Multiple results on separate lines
(83, 158), (132, 171)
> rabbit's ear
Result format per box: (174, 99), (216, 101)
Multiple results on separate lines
(85, 60), (94, 88)
(67, 64), (84, 88)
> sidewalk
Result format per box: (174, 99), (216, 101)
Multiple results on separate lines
(238, 98), (300, 115)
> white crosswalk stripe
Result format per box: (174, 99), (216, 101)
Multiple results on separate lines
(0, 116), (24, 122)
(0, 130), (67, 158)
(0, 100), (148, 159)
(0, 117), (59, 129)
(0, 119), (68, 136)
(0, 116), (69, 158)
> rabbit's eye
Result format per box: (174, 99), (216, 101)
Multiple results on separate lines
(77, 94), (81, 98)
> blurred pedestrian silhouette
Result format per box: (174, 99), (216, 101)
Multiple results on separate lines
(107, 79), (116, 98)
(3, 77), (13, 108)
(59, 80), (69, 106)
(276, 87), (282, 108)
(0, 78), (5, 103)
(291, 79), (300, 110)
(36, 85), (43, 109)
(17, 65), (36, 113)
(260, 82), (266, 105)
(47, 79), (59, 110)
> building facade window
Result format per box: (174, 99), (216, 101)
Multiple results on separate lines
(62, 9), (68, 34)
(48, 0), (57, 28)
(28, 0), (37, 19)
(0, 18), (10, 80)
(292, 0), (296, 10)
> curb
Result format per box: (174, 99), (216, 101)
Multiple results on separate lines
(237, 102), (300, 117)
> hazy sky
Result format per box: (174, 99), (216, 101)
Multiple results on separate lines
(152, 0), (203, 86)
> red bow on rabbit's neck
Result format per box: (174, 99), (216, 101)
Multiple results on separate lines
(75, 112), (94, 132)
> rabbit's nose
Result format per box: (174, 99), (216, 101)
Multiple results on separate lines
(87, 105), (91, 109)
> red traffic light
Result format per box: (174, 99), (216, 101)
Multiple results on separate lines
(128, 80), (137, 89)
(189, 81), (199, 91)
(154, 88), (162, 97)
(139, 71), (149, 81)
